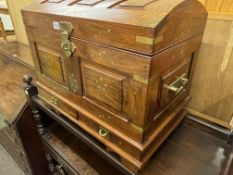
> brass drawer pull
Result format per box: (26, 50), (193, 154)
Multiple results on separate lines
(165, 73), (189, 95)
(50, 97), (59, 105)
(167, 86), (184, 95)
(99, 127), (110, 138)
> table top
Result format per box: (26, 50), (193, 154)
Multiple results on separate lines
(0, 42), (33, 125)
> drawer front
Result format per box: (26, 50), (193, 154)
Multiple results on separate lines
(38, 87), (78, 120)
(36, 82), (144, 143)
(79, 115), (141, 160)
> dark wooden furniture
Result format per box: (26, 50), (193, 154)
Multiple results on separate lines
(0, 41), (50, 175)
(0, 49), (34, 174)
(22, 0), (207, 173)
(23, 76), (233, 175)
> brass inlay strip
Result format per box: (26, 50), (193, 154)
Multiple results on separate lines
(154, 35), (164, 44)
(133, 74), (149, 84)
(130, 123), (144, 133)
(136, 36), (154, 45)
(136, 35), (163, 45)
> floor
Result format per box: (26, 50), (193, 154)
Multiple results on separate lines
(0, 144), (25, 175)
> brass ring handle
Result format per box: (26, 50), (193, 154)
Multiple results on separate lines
(99, 127), (110, 138)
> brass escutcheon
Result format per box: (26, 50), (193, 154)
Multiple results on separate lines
(59, 21), (76, 58)
(50, 97), (59, 105)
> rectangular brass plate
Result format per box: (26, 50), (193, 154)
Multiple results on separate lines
(133, 74), (149, 84)
(136, 36), (154, 45)
(37, 48), (64, 84)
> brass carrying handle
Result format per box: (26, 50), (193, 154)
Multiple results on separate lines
(99, 127), (110, 138)
(167, 86), (184, 95)
(165, 73), (189, 95)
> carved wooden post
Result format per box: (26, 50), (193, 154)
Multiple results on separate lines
(23, 75), (55, 173)
(23, 75), (46, 135)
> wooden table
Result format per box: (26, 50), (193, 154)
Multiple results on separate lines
(0, 41), (35, 175)
(23, 76), (233, 175)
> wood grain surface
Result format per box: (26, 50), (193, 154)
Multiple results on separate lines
(199, 0), (233, 13)
(0, 43), (33, 124)
(188, 16), (233, 125)
(45, 121), (231, 175)
(22, 0), (207, 172)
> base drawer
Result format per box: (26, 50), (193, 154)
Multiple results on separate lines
(38, 87), (78, 120)
(79, 114), (142, 161)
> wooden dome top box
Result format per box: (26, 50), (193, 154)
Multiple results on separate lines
(22, 0), (207, 173)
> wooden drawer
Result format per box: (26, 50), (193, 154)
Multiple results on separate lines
(36, 82), (144, 143)
(38, 87), (78, 120)
(79, 115), (142, 161)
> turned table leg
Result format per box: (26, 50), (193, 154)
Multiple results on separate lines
(23, 75), (53, 174)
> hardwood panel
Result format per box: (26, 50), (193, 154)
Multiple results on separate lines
(188, 18), (233, 124)
(37, 47), (65, 84)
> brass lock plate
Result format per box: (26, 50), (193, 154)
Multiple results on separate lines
(59, 21), (76, 58)
(59, 21), (73, 37)
(61, 40), (76, 58)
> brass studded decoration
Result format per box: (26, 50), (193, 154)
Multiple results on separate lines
(68, 73), (78, 93)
